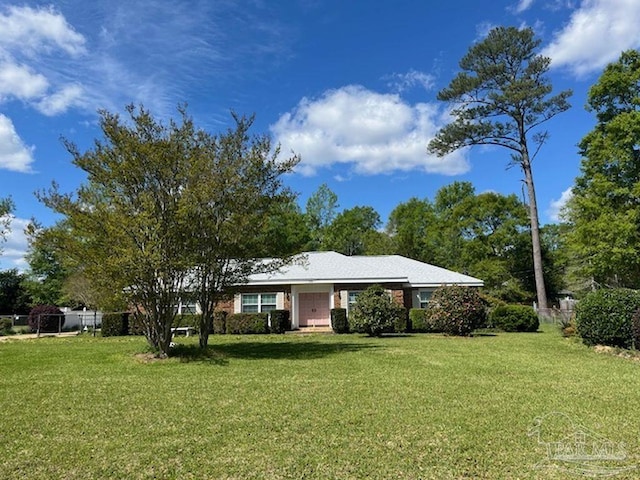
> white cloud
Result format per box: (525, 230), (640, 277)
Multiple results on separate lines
(475, 22), (498, 41)
(270, 85), (469, 177)
(0, 216), (30, 271)
(548, 187), (573, 221)
(513, 0), (536, 13)
(543, 0), (640, 76)
(0, 114), (35, 173)
(0, 5), (86, 57)
(36, 84), (86, 116)
(0, 61), (48, 101)
(0, 5), (88, 116)
(385, 70), (435, 93)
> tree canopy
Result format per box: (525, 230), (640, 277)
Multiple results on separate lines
(428, 26), (572, 310)
(40, 105), (299, 356)
(564, 50), (640, 290)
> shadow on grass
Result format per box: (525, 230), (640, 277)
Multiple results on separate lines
(167, 345), (229, 365)
(170, 340), (380, 363)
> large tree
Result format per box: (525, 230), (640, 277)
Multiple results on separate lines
(565, 50), (640, 290)
(305, 183), (338, 250)
(40, 105), (299, 356)
(428, 26), (572, 310)
(0, 269), (31, 315)
(23, 222), (70, 307)
(386, 197), (437, 263)
(323, 206), (381, 256)
(180, 113), (299, 349)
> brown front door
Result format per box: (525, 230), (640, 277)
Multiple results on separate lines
(298, 292), (330, 327)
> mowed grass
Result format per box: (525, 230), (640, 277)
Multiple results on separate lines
(1, 325), (639, 479)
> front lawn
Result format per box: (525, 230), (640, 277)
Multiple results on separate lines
(0, 326), (638, 479)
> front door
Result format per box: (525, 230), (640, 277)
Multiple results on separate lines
(298, 292), (330, 327)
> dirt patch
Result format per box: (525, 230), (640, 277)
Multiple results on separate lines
(594, 344), (640, 361)
(133, 352), (167, 363)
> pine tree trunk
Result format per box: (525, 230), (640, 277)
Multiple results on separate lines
(521, 156), (548, 312)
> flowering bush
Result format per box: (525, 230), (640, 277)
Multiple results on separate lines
(426, 286), (486, 336)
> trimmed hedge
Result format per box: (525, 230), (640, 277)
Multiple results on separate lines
(213, 311), (227, 334)
(490, 305), (539, 332)
(393, 307), (408, 333)
(331, 308), (349, 333)
(409, 308), (441, 333)
(270, 310), (291, 334)
(101, 312), (130, 337)
(0, 317), (13, 335)
(225, 313), (269, 334)
(28, 305), (64, 333)
(426, 286), (486, 336)
(175, 314), (199, 333)
(575, 288), (640, 348)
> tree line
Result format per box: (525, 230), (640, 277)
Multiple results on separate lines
(1, 27), (639, 355)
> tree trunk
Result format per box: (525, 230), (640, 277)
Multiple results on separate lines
(198, 312), (210, 349)
(521, 157), (548, 312)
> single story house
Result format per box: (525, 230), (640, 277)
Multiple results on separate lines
(217, 251), (483, 329)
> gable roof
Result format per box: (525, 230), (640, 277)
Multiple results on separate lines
(247, 251), (483, 287)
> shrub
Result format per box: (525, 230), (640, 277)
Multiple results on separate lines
(101, 312), (130, 337)
(393, 307), (408, 333)
(0, 317), (13, 335)
(270, 310), (291, 334)
(409, 308), (427, 332)
(408, 308), (441, 333)
(175, 314), (199, 333)
(632, 308), (640, 349)
(129, 314), (146, 335)
(28, 305), (64, 333)
(225, 313), (269, 334)
(490, 305), (539, 332)
(426, 286), (486, 336)
(348, 285), (404, 337)
(331, 308), (349, 333)
(575, 288), (640, 348)
(213, 311), (227, 334)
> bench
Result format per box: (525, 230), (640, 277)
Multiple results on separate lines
(171, 326), (196, 337)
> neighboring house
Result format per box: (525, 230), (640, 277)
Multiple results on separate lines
(217, 251), (483, 329)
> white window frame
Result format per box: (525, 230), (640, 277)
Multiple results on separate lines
(241, 293), (277, 313)
(418, 290), (432, 309)
(347, 291), (362, 312)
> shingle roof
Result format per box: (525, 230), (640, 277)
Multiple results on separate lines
(247, 251), (483, 287)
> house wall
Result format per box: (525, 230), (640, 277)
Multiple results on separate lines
(333, 283), (407, 310)
(215, 285), (292, 315)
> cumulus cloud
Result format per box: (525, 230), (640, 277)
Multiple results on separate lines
(548, 187), (573, 222)
(0, 114), (35, 173)
(0, 61), (48, 101)
(543, 0), (640, 76)
(270, 85), (469, 177)
(0, 216), (30, 271)
(0, 5), (86, 57)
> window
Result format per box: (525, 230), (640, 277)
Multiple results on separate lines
(242, 293), (277, 313)
(419, 290), (432, 309)
(348, 291), (361, 310)
(174, 300), (198, 315)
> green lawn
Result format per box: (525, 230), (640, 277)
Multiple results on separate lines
(1, 326), (639, 479)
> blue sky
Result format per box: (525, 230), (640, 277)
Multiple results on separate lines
(1, 0), (638, 270)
